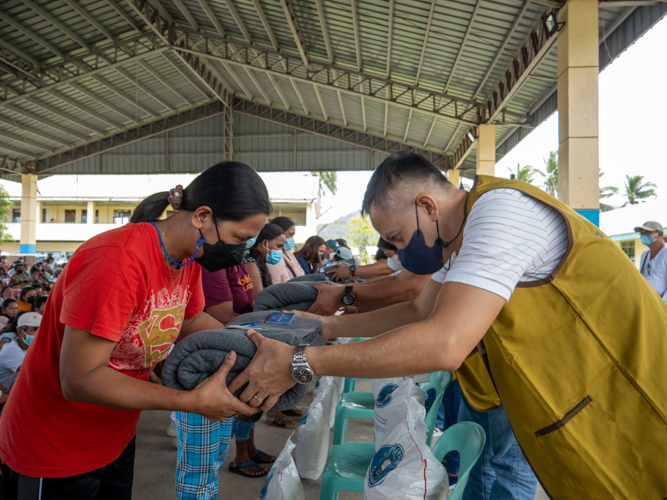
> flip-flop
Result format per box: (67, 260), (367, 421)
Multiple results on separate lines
(281, 408), (303, 417)
(266, 414), (297, 429)
(228, 460), (268, 478)
(251, 450), (276, 464)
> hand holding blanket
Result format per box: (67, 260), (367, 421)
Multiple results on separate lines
(161, 311), (325, 411)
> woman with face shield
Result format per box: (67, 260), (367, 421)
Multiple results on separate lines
(0, 162), (272, 500)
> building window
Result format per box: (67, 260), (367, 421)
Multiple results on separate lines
(65, 209), (76, 223)
(12, 209), (20, 223)
(42, 208), (46, 223)
(81, 210), (87, 223)
(621, 241), (635, 263)
(113, 210), (131, 225)
(95, 210), (99, 224)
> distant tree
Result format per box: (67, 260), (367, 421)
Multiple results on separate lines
(543, 151), (558, 197)
(599, 171), (619, 212)
(312, 171), (337, 196)
(347, 215), (379, 263)
(508, 163), (545, 184)
(624, 175), (656, 206)
(0, 186), (14, 243)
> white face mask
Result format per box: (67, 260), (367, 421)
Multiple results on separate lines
(328, 252), (336, 261)
(387, 254), (403, 271)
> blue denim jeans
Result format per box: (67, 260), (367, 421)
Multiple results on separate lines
(231, 417), (254, 442)
(434, 381), (461, 475)
(458, 398), (537, 500)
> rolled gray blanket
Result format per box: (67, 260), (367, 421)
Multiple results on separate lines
(289, 273), (329, 283)
(161, 311), (325, 411)
(254, 282), (320, 311)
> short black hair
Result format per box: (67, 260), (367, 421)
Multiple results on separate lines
(362, 152), (451, 215)
(335, 238), (348, 248)
(270, 216), (296, 232)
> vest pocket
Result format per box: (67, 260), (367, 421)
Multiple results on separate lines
(535, 395), (643, 500)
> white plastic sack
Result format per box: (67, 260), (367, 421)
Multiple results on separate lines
(364, 397), (448, 500)
(373, 378), (424, 451)
(295, 390), (330, 480)
(313, 376), (340, 428)
(259, 434), (304, 500)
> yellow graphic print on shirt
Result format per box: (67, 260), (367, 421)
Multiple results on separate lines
(137, 303), (185, 367)
(239, 273), (253, 292)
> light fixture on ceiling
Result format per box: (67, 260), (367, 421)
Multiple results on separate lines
(467, 131), (476, 143)
(545, 12), (564, 37)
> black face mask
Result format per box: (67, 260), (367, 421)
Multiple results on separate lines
(27, 296), (36, 304)
(195, 222), (246, 273)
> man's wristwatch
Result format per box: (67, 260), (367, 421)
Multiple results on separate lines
(291, 344), (314, 384)
(349, 264), (357, 278)
(341, 285), (356, 306)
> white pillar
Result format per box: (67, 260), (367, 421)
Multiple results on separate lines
(20, 174), (37, 254)
(557, 0), (600, 226)
(87, 201), (94, 225)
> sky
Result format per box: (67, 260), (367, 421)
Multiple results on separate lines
(318, 16), (667, 223)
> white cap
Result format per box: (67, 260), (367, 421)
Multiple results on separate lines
(18, 312), (42, 328)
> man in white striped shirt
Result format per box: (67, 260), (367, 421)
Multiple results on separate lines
(232, 152), (610, 498)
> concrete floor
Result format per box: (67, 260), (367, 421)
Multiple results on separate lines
(132, 381), (548, 500)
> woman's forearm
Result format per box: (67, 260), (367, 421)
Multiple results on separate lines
(62, 365), (195, 412)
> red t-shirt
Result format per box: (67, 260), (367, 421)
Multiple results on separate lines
(0, 223), (204, 478)
(201, 264), (254, 314)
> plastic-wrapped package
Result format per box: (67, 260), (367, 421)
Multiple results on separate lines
(295, 390), (330, 480)
(373, 378), (425, 451)
(313, 376), (340, 428)
(365, 397), (448, 500)
(259, 435), (304, 500)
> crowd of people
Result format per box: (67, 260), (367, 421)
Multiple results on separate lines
(0, 156), (664, 500)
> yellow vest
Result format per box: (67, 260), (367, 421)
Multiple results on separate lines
(456, 176), (667, 499)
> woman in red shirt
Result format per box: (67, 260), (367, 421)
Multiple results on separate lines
(0, 162), (271, 500)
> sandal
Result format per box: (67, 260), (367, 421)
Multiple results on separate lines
(228, 460), (268, 478)
(251, 450), (276, 464)
(281, 408), (303, 418)
(266, 413), (297, 429)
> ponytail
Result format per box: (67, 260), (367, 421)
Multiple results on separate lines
(131, 162), (272, 224)
(130, 192), (170, 223)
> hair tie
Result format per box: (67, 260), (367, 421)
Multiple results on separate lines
(168, 185), (184, 210)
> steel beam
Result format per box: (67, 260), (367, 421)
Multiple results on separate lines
(0, 11), (65, 59)
(0, 115), (70, 147)
(67, 81), (137, 123)
(0, 154), (31, 175)
(24, 96), (105, 135)
(45, 89), (122, 129)
(280, 0), (310, 69)
(137, 59), (192, 106)
(315, 0), (334, 63)
(171, 28), (494, 127)
(62, 0), (116, 42)
(5, 105), (89, 141)
(34, 100), (229, 173)
(252, 0), (280, 50)
(232, 98), (447, 168)
(223, 94), (233, 161)
(222, 0), (253, 42)
(0, 127), (50, 153)
(350, 0), (362, 71)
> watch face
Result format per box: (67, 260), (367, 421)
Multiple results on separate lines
(342, 294), (354, 306)
(293, 366), (313, 384)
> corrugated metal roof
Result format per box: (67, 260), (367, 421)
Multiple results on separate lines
(0, 0), (664, 173)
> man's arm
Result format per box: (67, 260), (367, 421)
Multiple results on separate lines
(297, 278), (443, 340)
(181, 311), (223, 336)
(307, 272), (431, 315)
(328, 261), (392, 281)
(231, 281), (505, 410)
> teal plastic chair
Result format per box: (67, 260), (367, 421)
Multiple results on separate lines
(320, 371), (451, 499)
(333, 372), (451, 446)
(342, 377), (371, 393)
(432, 421), (486, 500)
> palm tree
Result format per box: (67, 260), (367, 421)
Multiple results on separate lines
(543, 151), (558, 197)
(599, 171), (618, 212)
(312, 171), (337, 196)
(508, 163), (544, 185)
(624, 175), (656, 206)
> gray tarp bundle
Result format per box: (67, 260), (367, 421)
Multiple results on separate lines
(255, 282), (320, 311)
(161, 311), (325, 411)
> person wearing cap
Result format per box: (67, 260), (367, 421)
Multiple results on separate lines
(324, 239), (339, 264)
(635, 221), (667, 302)
(0, 312), (41, 391)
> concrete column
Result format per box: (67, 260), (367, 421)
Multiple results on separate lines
(448, 169), (460, 188)
(557, 0), (599, 226)
(19, 174), (37, 254)
(476, 124), (496, 176)
(87, 201), (94, 225)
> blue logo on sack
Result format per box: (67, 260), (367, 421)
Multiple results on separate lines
(376, 384), (399, 408)
(300, 413), (309, 426)
(259, 467), (274, 499)
(367, 443), (404, 488)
